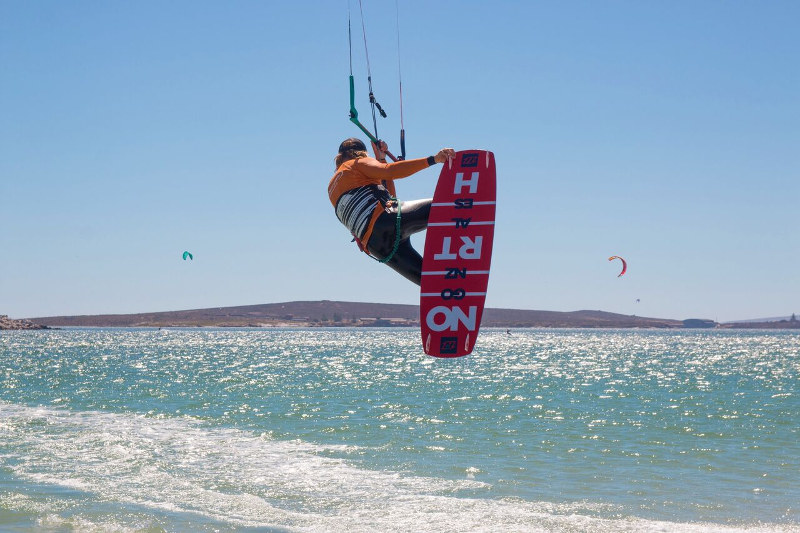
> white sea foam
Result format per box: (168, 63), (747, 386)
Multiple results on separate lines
(1, 401), (794, 533)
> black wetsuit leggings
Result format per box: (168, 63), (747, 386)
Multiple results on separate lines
(366, 198), (431, 285)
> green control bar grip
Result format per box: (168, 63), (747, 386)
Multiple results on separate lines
(349, 76), (398, 162)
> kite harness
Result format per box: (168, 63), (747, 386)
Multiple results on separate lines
(351, 197), (402, 264)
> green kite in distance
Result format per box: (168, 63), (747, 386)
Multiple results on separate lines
(182, 251), (193, 261)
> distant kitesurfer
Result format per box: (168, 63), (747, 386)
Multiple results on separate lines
(328, 138), (455, 285)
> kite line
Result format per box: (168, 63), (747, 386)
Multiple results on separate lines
(347, 0), (406, 161)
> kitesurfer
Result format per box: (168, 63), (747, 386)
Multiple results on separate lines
(328, 138), (455, 285)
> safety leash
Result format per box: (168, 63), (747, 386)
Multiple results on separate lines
(375, 198), (402, 264)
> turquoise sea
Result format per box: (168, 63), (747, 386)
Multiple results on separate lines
(1, 328), (798, 532)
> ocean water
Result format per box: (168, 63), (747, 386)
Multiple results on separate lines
(1, 328), (798, 532)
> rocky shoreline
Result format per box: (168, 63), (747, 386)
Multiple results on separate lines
(0, 315), (49, 330)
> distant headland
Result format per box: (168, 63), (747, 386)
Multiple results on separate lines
(10, 301), (798, 329)
(0, 315), (50, 330)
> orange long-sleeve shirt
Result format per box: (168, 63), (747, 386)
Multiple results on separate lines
(328, 156), (432, 248)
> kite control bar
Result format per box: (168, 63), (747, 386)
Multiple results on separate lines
(349, 75), (398, 162)
(347, 1), (406, 162)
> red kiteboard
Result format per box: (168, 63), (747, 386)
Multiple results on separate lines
(420, 150), (496, 357)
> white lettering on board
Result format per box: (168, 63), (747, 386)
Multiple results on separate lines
(458, 236), (482, 260)
(453, 172), (479, 194)
(426, 305), (478, 332)
(434, 236), (483, 261)
(434, 237), (457, 260)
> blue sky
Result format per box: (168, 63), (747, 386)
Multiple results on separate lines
(1, 1), (797, 322)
